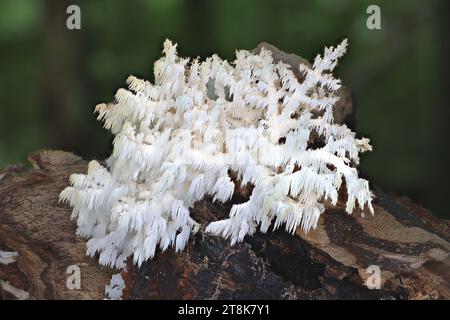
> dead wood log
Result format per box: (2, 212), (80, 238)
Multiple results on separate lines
(0, 43), (448, 300)
(0, 150), (448, 300)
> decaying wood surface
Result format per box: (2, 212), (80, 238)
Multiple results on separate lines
(0, 151), (115, 299)
(0, 43), (448, 299)
(0, 150), (448, 300)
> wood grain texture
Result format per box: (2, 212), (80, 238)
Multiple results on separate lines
(0, 150), (448, 300)
(0, 44), (448, 300)
(0, 151), (114, 299)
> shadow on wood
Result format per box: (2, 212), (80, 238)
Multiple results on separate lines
(0, 150), (448, 299)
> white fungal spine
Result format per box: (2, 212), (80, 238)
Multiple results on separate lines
(60, 39), (373, 268)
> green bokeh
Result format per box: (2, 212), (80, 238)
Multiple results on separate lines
(0, 0), (448, 218)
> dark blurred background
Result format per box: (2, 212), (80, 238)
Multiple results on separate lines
(0, 0), (448, 218)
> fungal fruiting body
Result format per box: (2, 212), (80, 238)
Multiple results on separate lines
(60, 39), (373, 268)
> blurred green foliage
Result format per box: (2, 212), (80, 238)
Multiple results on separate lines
(0, 0), (448, 218)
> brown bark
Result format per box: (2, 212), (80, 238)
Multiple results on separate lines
(0, 44), (448, 300)
(0, 150), (448, 300)
(0, 151), (114, 299)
